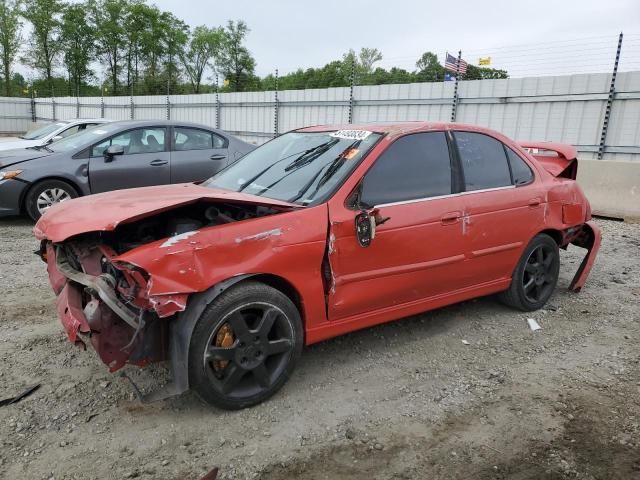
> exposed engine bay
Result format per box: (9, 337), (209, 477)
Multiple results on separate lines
(99, 201), (285, 254)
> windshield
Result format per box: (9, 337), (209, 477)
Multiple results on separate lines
(21, 122), (69, 140)
(203, 130), (382, 205)
(48, 124), (117, 153)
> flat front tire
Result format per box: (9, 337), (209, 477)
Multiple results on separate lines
(498, 233), (560, 311)
(188, 282), (303, 410)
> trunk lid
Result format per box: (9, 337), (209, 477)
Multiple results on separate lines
(518, 141), (578, 179)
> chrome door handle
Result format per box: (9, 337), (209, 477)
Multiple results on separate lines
(150, 159), (168, 166)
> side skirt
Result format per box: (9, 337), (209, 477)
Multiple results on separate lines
(305, 277), (511, 345)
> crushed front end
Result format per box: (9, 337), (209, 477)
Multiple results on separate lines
(40, 239), (180, 372)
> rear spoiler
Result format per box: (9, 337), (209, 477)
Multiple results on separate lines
(518, 141), (578, 180)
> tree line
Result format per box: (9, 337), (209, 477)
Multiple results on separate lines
(0, 0), (508, 98)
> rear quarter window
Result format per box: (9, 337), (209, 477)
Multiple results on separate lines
(505, 147), (534, 185)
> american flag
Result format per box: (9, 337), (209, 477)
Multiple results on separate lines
(444, 53), (468, 75)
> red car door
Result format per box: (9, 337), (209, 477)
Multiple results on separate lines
(452, 131), (545, 285)
(326, 131), (472, 321)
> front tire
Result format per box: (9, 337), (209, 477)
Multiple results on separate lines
(498, 233), (560, 311)
(188, 282), (303, 410)
(25, 179), (78, 221)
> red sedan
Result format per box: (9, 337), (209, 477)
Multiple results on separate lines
(34, 122), (601, 409)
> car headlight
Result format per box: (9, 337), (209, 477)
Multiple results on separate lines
(0, 170), (22, 181)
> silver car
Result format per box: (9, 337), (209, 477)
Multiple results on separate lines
(0, 118), (109, 152)
(0, 120), (256, 220)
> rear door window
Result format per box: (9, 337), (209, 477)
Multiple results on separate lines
(361, 132), (452, 206)
(454, 132), (512, 191)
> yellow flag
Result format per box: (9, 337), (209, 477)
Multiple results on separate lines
(479, 57), (491, 66)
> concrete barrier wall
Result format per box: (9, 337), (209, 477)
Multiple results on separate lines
(578, 159), (640, 221)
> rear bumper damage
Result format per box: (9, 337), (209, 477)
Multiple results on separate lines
(567, 221), (602, 292)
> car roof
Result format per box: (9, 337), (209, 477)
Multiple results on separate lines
(104, 119), (220, 129)
(65, 118), (110, 124)
(296, 121), (505, 140)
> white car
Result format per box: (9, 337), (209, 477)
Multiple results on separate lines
(0, 119), (109, 152)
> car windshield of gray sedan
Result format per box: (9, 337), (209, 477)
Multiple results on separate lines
(21, 121), (69, 140)
(47, 124), (119, 152)
(203, 131), (382, 205)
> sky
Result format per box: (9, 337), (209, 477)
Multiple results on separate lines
(150, 0), (640, 77)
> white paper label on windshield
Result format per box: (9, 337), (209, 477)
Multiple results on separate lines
(330, 130), (372, 141)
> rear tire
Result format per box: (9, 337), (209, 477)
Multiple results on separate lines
(498, 234), (560, 311)
(188, 282), (303, 410)
(25, 179), (78, 221)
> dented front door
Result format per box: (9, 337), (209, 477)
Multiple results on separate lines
(326, 197), (471, 321)
(325, 131), (473, 321)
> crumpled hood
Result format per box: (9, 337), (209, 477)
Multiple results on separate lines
(0, 148), (51, 168)
(34, 183), (300, 242)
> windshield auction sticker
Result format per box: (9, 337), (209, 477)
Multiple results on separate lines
(330, 130), (372, 141)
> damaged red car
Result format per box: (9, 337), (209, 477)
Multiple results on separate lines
(34, 122), (601, 409)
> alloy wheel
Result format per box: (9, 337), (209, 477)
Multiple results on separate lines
(203, 303), (294, 399)
(36, 188), (71, 215)
(522, 244), (556, 303)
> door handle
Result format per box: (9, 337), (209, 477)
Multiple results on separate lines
(441, 211), (462, 225)
(149, 159), (168, 166)
(528, 197), (542, 207)
(210, 154), (227, 161)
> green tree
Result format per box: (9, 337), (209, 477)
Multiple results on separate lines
(180, 25), (223, 93)
(124, 0), (151, 93)
(21, 0), (63, 95)
(358, 47), (383, 74)
(61, 3), (95, 96)
(91, 0), (127, 95)
(465, 64), (508, 80)
(217, 20), (255, 92)
(415, 51), (443, 82)
(0, 0), (22, 96)
(160, 11), (187, 94)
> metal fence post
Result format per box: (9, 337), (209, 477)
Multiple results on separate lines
(215, 74), (220, 129)
(51, 96), (56, 121)
(597, 33), (623, 160)
(76, 96), (80, 118)
(347, 59), (355, 123)
(166, 73), (171, 120)
(130, 83), (135, 120)
(30, 91), (36, 123)
(274, 69), (279, 137)
(450, 50), (463, 122)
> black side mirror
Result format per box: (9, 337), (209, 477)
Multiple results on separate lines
(104, 144), (125, 162)
(355, 211), (376, 248)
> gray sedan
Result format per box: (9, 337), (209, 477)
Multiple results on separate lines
(0, 120), (256, 220)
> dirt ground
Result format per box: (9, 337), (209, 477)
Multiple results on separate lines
(0, 217), (638, 480)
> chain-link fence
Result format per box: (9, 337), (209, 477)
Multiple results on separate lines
(1, 34), (639, 160)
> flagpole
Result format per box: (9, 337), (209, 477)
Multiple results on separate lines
(450, 50), (462, 122)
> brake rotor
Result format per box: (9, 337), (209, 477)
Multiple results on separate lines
(213, 323), (235, 371)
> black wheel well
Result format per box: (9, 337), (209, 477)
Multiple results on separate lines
(538, 229), (562, 246)
(21, 177), (82, 214)
(243, 274), (305, 325)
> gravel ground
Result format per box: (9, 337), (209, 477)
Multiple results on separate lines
(0, 217), (638, 480)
